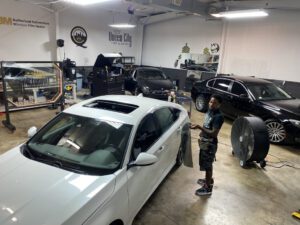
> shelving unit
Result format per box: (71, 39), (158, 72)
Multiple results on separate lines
(0, 61), (64, 131)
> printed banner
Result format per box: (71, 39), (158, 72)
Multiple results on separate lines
(0, 15), (50, 29)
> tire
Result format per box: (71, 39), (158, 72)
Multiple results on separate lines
(195, 95), (208, 112)
(175, 143), (183, 166)
(265, 119), (286, 144)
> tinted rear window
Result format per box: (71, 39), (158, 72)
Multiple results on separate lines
(213, 79), (231, 92)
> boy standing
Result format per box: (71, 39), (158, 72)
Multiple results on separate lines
(190, 94), (224, 196)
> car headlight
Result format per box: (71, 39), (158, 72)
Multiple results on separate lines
(289, 119), (300, 128)
(142, 86), (150, 94)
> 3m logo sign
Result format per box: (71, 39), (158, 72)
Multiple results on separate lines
(0, 16), (13, 25)
(172, 0), (182, 6)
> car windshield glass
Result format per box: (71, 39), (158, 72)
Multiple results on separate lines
(137, 70), (166, 80)
(247, 83), (292, 100)
(27, 113), (132, 174)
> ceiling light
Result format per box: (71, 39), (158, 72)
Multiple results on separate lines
(211, 9), (268, 19)
(109, 24), (136, 28)
(64, 0), (111, 6)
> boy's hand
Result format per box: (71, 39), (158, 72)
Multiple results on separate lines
(190, 124), (199, 129)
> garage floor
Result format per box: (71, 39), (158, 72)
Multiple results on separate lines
(0, 100), (299, 225)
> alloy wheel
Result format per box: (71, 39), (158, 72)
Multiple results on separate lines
(266, 120), (286, 143)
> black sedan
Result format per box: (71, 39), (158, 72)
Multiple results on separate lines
(124, 67), (174, 100)
(191, 76), (300, 144)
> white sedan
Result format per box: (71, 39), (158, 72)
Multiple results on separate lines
(0, 95), (191, 225)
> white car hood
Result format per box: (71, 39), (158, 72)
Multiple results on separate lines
(0, 147), (116, 225)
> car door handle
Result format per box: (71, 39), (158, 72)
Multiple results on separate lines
(158, 146), (165, 152)
(177, 126), (182, 132)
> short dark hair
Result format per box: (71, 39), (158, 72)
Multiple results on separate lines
(211, 94), (223, 104)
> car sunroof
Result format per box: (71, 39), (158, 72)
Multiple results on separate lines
(84, 100), (138, 114)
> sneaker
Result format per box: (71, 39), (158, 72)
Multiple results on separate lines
(197, 178), (206, 185)
(197, 178), (214, 186)
(195, 184), (212, 196)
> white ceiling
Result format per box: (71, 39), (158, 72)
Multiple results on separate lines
(15, 0), (300, 19)
(15, 0), (173, 16)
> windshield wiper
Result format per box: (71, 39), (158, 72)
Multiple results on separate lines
(22, 146), (64, 168)
(35, 155), (63, 168)
(39, 152), (87, 174)
(22, 145), (35, 159)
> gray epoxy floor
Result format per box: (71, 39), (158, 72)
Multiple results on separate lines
(0, 104), (299, 225)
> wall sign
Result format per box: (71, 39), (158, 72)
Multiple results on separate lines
(71, 26), (88, 48)
(109, 30), (132, 47)
(211, 43), (220, 54)
(0, 15), (49, 28)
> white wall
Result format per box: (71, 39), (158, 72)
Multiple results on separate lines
(0, 0), (56, 61)
(141, 16), (223, 68)
(220, 10), (300, 82)
(58, 6), (140, 66)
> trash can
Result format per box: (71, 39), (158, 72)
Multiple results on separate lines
(76, 73), (83, 91)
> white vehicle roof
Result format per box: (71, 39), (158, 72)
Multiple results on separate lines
(64, 95), (184, 125)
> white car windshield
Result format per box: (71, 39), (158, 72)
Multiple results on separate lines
(26, 113), (132, 175)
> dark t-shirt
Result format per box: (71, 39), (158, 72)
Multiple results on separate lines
(202, 109), (224, 142)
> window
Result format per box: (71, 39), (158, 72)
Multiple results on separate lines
(231, 82), (248, 96)
(213, 79), (231, 92)
(154, 108), (176, 134)
(137, 69), (166, 80)
(207, 79), (215, 87)
(247, 83), (292, 101)
(27, 113), (132, 174)
(133, 115), (160, 158)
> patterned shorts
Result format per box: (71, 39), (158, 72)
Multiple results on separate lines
(199, 141), (217, 171)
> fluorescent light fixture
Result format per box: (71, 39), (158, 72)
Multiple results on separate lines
(64, 0), (111, 6)
(211, 9), (268, 19)
(109, 24), (136, 28)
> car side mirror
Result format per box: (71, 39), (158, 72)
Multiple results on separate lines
(28, 126), (37, 138)
(128, 152), (158, 169)
(240, 94), (252, 102)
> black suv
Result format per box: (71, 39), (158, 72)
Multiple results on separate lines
(191, 76), (300, 144)
(124, 67), (174, 100)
